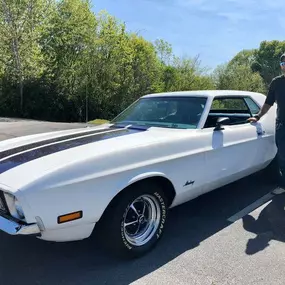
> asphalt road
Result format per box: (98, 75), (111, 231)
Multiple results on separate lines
(0, 118), (87, 141)
(0, 120), (285, 285)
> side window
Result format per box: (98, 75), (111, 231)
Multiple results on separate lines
(244, 97), (260, 115)
(204, 97), (251, 128)
(210, 98), (248, 111)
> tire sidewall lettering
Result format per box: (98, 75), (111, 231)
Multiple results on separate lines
(154, 192), (167, 240)
(121, 204), (133, 250)
(120, 190), (167, 251)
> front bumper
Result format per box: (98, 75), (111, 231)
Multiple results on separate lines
(0, 214), (40, 235)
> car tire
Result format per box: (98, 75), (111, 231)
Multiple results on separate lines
(98, 181), (169, 258)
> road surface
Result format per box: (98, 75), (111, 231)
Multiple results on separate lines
(0, 118), (87, 141)
(0, 120), (285, 285)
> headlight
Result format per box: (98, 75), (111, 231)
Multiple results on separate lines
(3, 192), (25, 220)
(14, 198), (25, 219)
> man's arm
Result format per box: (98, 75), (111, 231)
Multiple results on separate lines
(247, 79), (275, 122)
(247, 103), (271, 122)
(254, 103), (272, 120)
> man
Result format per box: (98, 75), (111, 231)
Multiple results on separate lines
(247, 53), (285, 193)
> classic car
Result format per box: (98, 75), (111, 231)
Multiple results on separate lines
(0, 90), (279, 258)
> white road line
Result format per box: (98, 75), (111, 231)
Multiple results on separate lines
(227, 191), (276, 223)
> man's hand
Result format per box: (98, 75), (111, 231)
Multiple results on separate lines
(247, 117), (258, 123)
(246, 103), (272, 123)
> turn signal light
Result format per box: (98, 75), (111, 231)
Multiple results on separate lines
(57, 211), (83, 224)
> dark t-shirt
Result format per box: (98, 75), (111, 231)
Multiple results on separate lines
(265, 74), (285, 121)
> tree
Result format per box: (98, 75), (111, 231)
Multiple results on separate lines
(213, 62), (266, 94)
(228, 49), (256, 67)
(163, 55), (215, 91)
(1, 1), (276, 123)
(0, 0), (55, 115)
(251, 40), (285, 86)
(41, 0), (98, 120)
(154, 38), (173, 66)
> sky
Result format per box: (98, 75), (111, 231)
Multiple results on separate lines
(91, 0), (285, 71)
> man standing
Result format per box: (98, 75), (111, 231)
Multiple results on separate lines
(247, 53), (285, 191)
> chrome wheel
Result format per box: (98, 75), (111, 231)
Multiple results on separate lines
(123, 194), (161, 246)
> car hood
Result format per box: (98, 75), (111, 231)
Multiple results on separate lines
(0, 123), (198, 192)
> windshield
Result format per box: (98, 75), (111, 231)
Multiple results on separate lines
(111, 96), (207, 129)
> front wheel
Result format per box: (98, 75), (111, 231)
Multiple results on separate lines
(99, 182), (169, 258)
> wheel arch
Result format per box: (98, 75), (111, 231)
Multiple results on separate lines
(97, 173), (177, 225)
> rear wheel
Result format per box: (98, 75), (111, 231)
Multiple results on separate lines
(98, 182), (169, 258)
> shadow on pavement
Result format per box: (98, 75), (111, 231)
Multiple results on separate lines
(243, 192), (285, 255)
(0, 172), (277, 285)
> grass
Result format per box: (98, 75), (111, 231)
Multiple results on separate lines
(88, 118), (110, 125)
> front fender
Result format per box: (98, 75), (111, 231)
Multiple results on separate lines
(127, 171), (170, 185)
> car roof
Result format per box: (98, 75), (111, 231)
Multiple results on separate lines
(141, 90), (265, 99)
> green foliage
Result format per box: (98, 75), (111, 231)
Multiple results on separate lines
(0, 2), (283, 122)
(251, 40), (285, 86)
(214, 40), (285, 95)
(213, 62), (266, 94)
(154, 39), (173, 66)
(0, 0), (55, 114)
(228, 49), (256, 67)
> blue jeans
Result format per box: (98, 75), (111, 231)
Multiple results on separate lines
(275, 119), (285, 187)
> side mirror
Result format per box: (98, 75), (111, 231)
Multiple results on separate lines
(214, 117), (230, 131)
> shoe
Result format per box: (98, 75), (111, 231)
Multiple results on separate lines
(272, 187), (285, 194)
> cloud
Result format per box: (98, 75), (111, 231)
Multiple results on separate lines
(176, 0), (207, 7)
(217, 12), (250, 24)
(92, 0), (285, 69)
(262, 0), (284, 9)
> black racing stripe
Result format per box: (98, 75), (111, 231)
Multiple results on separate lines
(0, 126), (117, 160)
(0, 128), (142, 175)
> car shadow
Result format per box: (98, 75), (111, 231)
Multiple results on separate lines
(0, 171), (278, 285)
(242, 192), (285, 255)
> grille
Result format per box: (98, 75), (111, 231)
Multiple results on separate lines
(0, 191), (8, 214)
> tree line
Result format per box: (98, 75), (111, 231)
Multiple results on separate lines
(0, 0), (284, 122)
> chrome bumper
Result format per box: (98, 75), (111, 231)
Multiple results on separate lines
(0, 214), (40, 235)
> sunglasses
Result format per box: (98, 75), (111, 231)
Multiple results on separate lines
(280, 62), (285, 66)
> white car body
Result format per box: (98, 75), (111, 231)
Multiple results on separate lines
(0, 90), (277, 246)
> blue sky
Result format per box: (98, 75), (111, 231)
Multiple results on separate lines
(91, 0), (285, 71)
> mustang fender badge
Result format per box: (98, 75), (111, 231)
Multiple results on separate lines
(184, 180), (195, 187)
